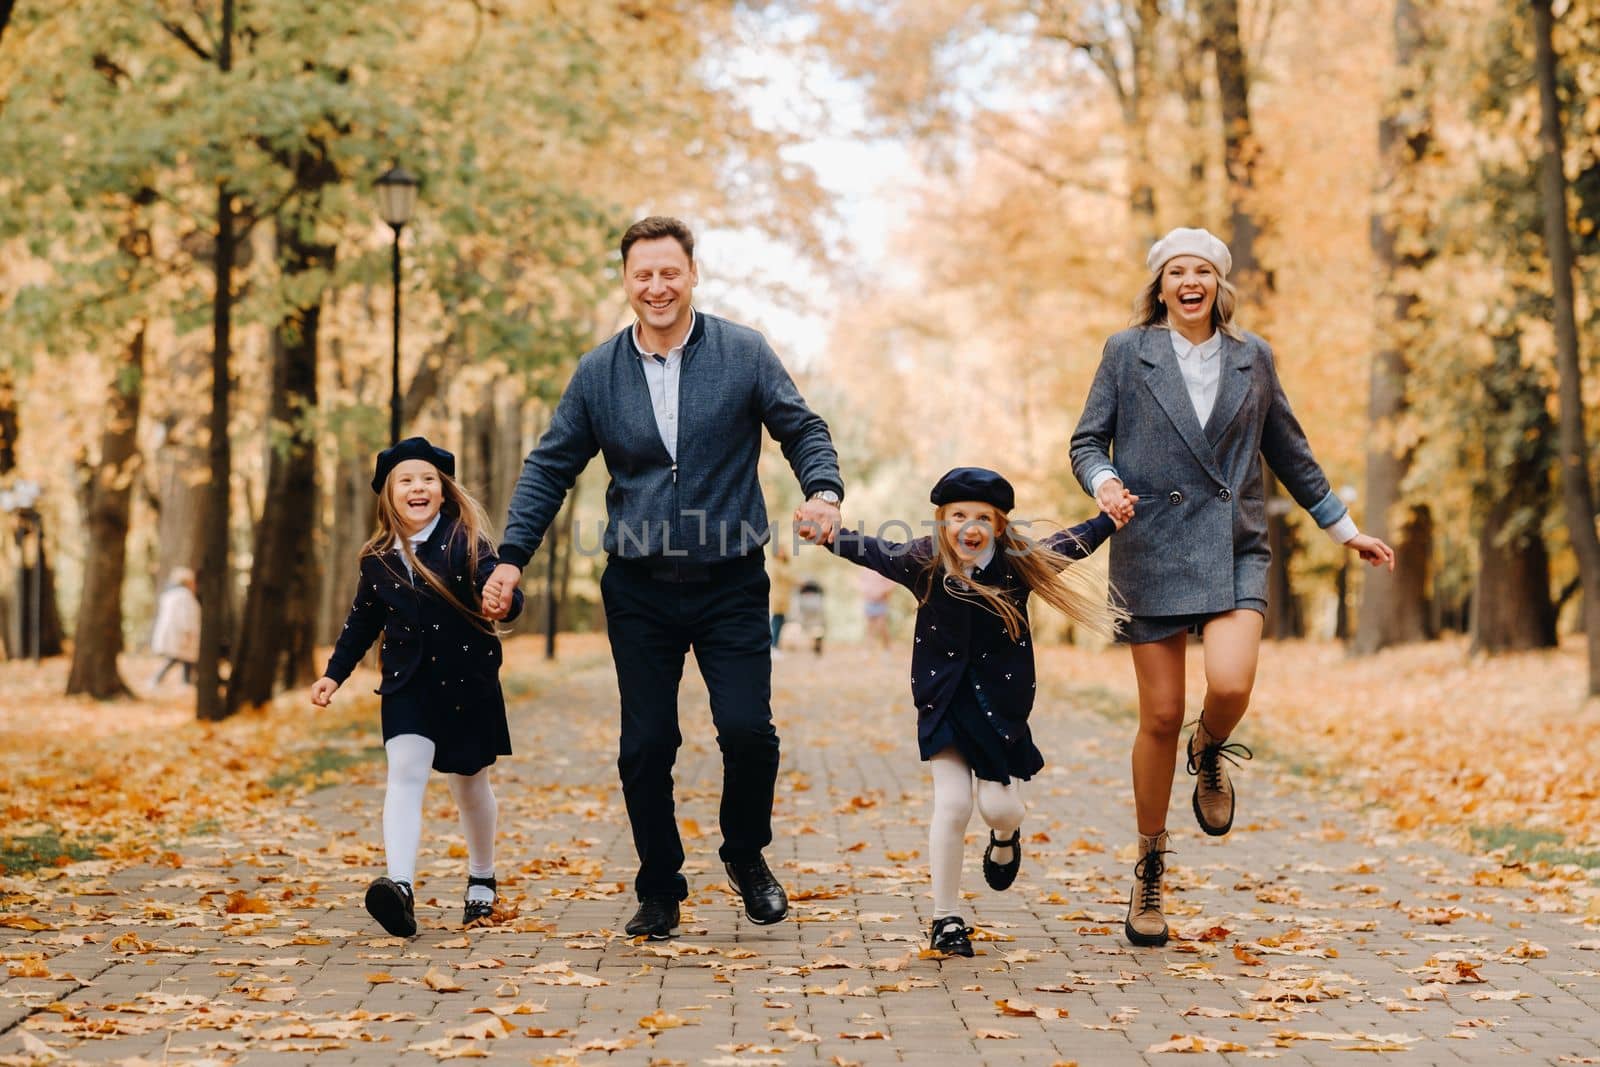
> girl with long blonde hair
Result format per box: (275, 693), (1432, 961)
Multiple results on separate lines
(824, 466), (1128, 957)
(311, 436), (524, 937)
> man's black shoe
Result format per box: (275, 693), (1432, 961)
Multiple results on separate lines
(624, 897), (680, 941)
(364, 877), (416, 938)
(725, 856), (789, 925)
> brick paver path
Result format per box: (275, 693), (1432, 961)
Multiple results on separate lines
(3, 642), (1598, 1065)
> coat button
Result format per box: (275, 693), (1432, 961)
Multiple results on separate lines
(1168, 490), (1183, 505)
(1218, 488), (1232, 502)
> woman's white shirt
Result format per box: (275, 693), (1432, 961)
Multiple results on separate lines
(1087, 329), (1357, 544)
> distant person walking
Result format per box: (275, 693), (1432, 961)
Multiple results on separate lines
(795, 578), (827, 656)
(858, 566), (896, 650)
(149, 567), (200, 686)
(480, 216), (845, 941)
(1069, 227), (1395, 948)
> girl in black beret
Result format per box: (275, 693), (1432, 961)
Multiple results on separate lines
(824, 467), (1129, 956)
(310, 437), (524, 937)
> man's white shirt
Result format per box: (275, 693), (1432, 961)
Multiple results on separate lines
(630, 309), (694, 462)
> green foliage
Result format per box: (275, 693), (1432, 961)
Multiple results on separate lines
(1469, 824), (1600, 868)
(266, 740), (387, 792)
(0, 828), (103, 874)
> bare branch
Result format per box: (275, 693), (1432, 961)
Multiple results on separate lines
(158, 17), (213, 61)
(986, 138), (1118, 199)
(1036, 23), (1129, 107)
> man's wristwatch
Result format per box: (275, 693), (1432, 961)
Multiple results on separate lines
(810, 489), (841, 508)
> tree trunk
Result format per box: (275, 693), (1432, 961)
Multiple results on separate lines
(0, 369), (66, 661)
(151, 404), (208, 592)
(1472, 504), (1555, 653)
(1125, 0), (1162, 250)
(0, 371), (16, 475)
(1262, 467), (1303, 638)
(1470, 330), (1557, 654)
(24, 540), (64, 657)
(1354, 0), (1435, 655)
(317, 454), (374, 647)
(227, 212), (330, 712)
(0, 370), (18, 659)
(314, 336), (377, 649)
(1204, 0), (1301, 637)
(196, 0), (236, 721)
(1532, 0), (1600, 696)
(556, 477), (579, 628)
(65, 325), (145, 698)
(1205, 0), (1272, 296)
(1175, 26), (1210, 220)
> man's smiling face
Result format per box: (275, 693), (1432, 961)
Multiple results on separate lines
(625, 236), (697, 343)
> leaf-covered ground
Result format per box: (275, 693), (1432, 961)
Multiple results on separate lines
(1, 634), (1598, 1065)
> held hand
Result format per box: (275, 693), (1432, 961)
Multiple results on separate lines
(310, 676), (339, 707)
(1096, 479), (1137, 526)
(482, 562), (522, 620)
(1348, 533), (1396, 571)
(793, 499), (841, 546)
(1114, 488), (1138, 528)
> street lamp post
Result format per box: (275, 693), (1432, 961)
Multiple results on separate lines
(375, 166), (419, 445)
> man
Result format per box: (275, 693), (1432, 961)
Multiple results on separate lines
(481, 216), (844, 940)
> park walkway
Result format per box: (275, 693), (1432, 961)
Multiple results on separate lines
(2, 640), (1599, 1065)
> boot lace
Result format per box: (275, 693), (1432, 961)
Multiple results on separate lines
(1187, 734), (1253, 791)
(1133, 848), (1172, 912)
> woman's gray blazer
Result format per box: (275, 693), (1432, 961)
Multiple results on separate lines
(1069, 326), (1348, 618)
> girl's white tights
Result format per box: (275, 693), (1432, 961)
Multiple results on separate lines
(383, 734), (498, 901)
(929, 747), (1025, 917)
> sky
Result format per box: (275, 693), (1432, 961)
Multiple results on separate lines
(692, 9), (915, 372)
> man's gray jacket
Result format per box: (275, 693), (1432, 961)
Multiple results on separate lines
(498, 311), (843, 567)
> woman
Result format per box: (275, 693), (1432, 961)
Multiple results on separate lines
(1069, 227), (1395, 947)
(149, 567), (200, 686)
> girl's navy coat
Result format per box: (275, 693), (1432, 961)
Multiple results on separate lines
(324, 511), (524, 774)
(830, 515), (1114, 752)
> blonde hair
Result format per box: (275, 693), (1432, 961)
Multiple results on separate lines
(1131, 270), (1244, 340)
(362, 466), (501, 634)
(916, 505), (1128, 642)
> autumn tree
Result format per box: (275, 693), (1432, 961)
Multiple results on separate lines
(196, 0), (240, 721)
(1531, 0), (1600, 695)
(0, 14), (186, 688)
(1194, 0), (1308, 637)
(1427, 6), (1563, 654)
(1353, 0), (1436, 654)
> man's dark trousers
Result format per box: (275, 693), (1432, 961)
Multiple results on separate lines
(601, 552), (779, 902)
